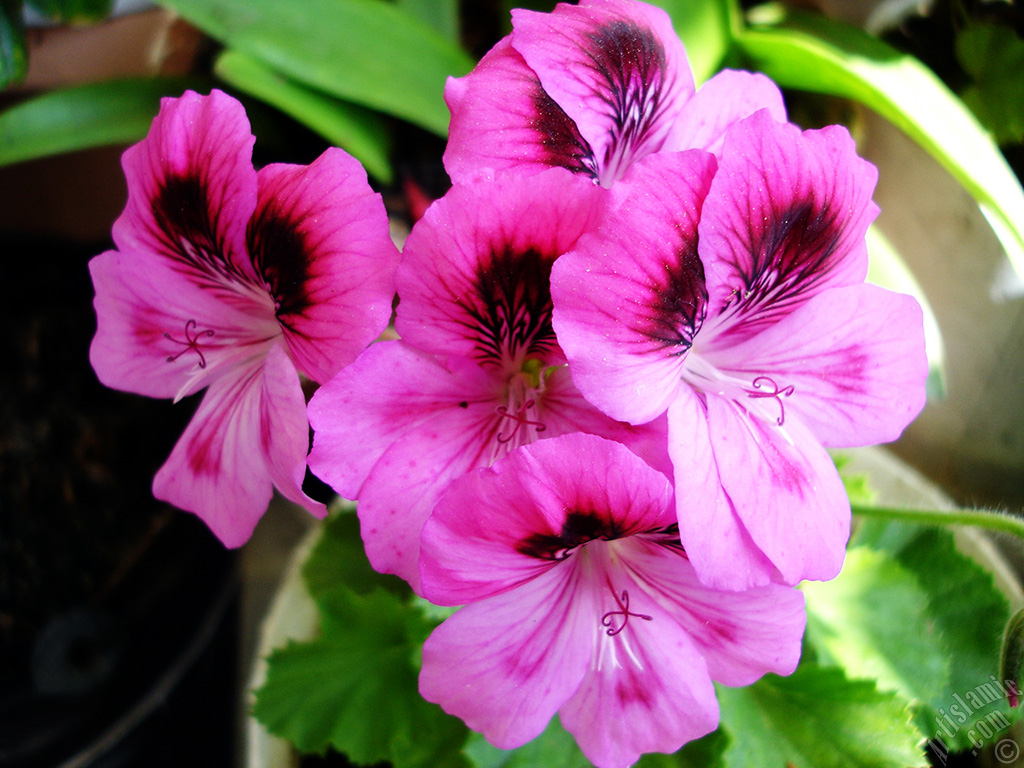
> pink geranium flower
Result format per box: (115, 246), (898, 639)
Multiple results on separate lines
(307, 168), (669, 592)
(418, 433), (806, 768)
(89, 90), (400, 546)
(551, 114), (928, 590)
(443, 0), (785, 187)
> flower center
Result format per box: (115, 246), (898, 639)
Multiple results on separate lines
(164, 319), (215, 369)
(601, 586), (652, 636)
(683, 355), (796, 427)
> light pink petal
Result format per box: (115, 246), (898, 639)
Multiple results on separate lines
(511, 0), (694, 186)
(113, 89), (262, 291)
(443, 37), (597, 184)
(673, 390), (850, 588)
(394, 168), (608, 367)
(420, 433), (675, 606)
(665, 69), (786, 154)
(249, 148), (400, 383)
(153, 344), (324, 548)
(668, 392), (781, 591)
(709, 283), (928, 448)
(698, 111), (878, 345)
(616, 538), (805, 686)
(420, 565), (595, 749)
(89, 249), (277, 400)
(551, 150), (716, 424)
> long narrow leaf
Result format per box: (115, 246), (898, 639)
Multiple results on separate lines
(215, 49), (394, 184)
(158, 0), (474, 137)
(0, 0), (27, 88)
(0, 77), (196, 166)
(649, 0), (739, 84)
(736, 8), (1024, 277)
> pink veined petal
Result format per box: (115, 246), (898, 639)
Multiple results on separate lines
(614, 537), (806, 686)
(113, 89), (263, 293)
(443, 37), (597, 184)
(685, 391), (851, 587)
(708, 283), (928, 448)
(511, 0), (695, 186)
(254, 343), (328, 520)
(89, 249), (278, 401)
(152, 354), (274, 547)
(698, 111), (879, 345)
(551, 150), (716, 425)
(420, 564), (595, 750)
(668, 392), (782, 591)
(420, 433), (675, 606)
(559, 551), (719, 768)
(249, 148), (400, 383)
(394, 168), (608, 367)
(664, 69), (787, 155)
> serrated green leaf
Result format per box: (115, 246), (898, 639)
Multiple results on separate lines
(0, 77), (198, 166)
(648, 0), (738, 85)
(635, 729), (728, 768)
(25, 0), (111, 22)
(253, 587), (469, 768)
(215, 49), (394, 183)
(159, 0), (474, 136)
(736, 7), (1024, 279)
(0, 0), (27, 89)
(854, 522), (1021, 751)
(716, 663), (927, 768)
(956, 20), (1024, 146)
(802, 547), (949, 706)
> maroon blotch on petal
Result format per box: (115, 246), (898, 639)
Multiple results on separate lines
(248, 205), (313, 323)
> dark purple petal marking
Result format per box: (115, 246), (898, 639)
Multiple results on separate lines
(248, 203), (313, 325)
(460, 247), (557, 366)
(583, 19), (672, 179)
(722, 199), (844, 330)
(532, 86), (599, 179)
(601, 587), (652, 636)
(164, 319), (215, 368)
(516, 510), (626, 561)
(744, 375), (794, 426)
(152, 175), (253, 288)
(639, 246), (707, 356)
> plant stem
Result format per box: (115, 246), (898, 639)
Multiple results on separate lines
(852, 504), (1024, 542)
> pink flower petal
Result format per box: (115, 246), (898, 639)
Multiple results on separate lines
(153, 343), (323, 547)
(113, 89), (262, 292)
(665, 69), (786, 155)
(89, 249), (277, 400)
(673, 389), (850, 588)
(698, 111), (878, 344)
(511, 0), (694, 185)
(709, 283), (928, 447)
(551, 150), (716, 424)
(250, 148), (399, 383)
(420, 565), (595, 749)
(443, 37), (596, 183)
(394, 168), (608, 368)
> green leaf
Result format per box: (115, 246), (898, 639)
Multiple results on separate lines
(159, 0), (474, 136)
(25, 0), (112, 22)
(0, 0), (27, 89)
(647, 0), (738, 85)
(736, 7), (1024, 280)
(716, 663), (927, 768)
(0, 77), (197, 166)
(956, 20), (1024, 146)
(635, 729), (728, 768)
(397, 0), (458, 42)
(214, 49), (394, 183)
(253, 587), (470, 768)
(852, 522), (1021, 750)
(464, 718), (589, 768)
(801, 547), (949, 706)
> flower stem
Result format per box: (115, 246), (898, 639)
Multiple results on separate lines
(851, 504), (1024, 543)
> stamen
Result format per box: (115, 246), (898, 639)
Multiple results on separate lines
(601, 588), (652, 637)
(164, 319), (215, 368)
(744, 375), (795, 426)
(495, 398), (547, 444)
